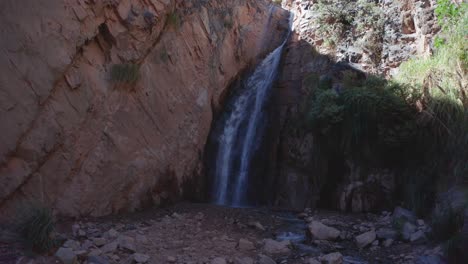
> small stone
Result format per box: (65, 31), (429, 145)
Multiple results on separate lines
(383, 239), (394, 247)
(87, 255), (109, 264)
(136, 234), (149, 244)
(234, 257), (254, 264)
(72, 224), (80, 237)
(393, 207), (417, 224)
(410, 230), (426, 242)
(417, 219), (425, 226)
(248, 221), (266, 231)
(258, 254), (276, 264)
(355, 230), (376, 248)
(78, 229), (86, 237)
(237, 238), (256, 251)
(101, 241), (118, 253)
(308, 221), (340, 241)
(306, 258), (321, 264)
(195, 212), (204, 221)
(63, 240), (80, 250)
(55, 247), (77, 264)
(402, 222), (417, 241)
(211, 257), (227, 264)
(172, 212), (183, 219)
(88, 249), (102, 256)
(81, 239), (93, 250)
(263, 239), (291, 255)
(320, 252), (343, 264)
(73, 250), (87, 257)
(105, 228), (119, 239)
(372, 240), (379, 246)
(167, 256), (176, 263)
(133, 253), (150, 263)
(376, 228), (398, 240)
(118, 235), (136, 252)
(93, 237), (106, 247)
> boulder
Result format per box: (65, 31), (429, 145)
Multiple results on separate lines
(262, 239), (291, 255)
(355, 230), (376, 248)
(308, 221), (340, 241)
(320, 252), (343, 264)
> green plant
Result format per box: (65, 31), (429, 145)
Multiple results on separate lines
(167, 11), (181, 30)
(224, 19), (234, 29)
(435, 0), (465, 27)
(434, 36), (446, 49)
(110, 63), (139, 84)
(312, 0), (384, 63)
(272, 0), (282, 6)
(13, 203), (57, 254)
(160, 48), (169, 64)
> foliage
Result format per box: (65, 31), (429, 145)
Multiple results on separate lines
(12, 202), (57, 254)
(272, 0), (282, 6)
(304, 45), (467, 214)
(167, 11), (181, 30)
(312, 0), (384, 63)
(435, 0), (466, 28)
(224, 17), (234, 29)
(110, 64), (139, 84)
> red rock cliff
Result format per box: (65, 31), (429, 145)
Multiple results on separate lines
(0, 0), (290, 217)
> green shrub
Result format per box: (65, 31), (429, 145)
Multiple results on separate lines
(110, 63), (139, 84)
(167, 11), (181, 30)
(272, 0), (282, 6)
(13, 203), (57, 254)
(311, 0), (384, 64)
(224, 17), (234, 29)
(435, 0), (465, 28)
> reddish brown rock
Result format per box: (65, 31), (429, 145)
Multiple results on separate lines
(0, 0), (290, 217)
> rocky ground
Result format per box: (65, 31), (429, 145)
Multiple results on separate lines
(3, 203), (447, 264)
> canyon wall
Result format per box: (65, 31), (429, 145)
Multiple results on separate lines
(0, 0), (289, 217)
(271, 0), (440, 211)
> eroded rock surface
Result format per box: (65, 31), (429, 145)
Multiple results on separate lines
(0, 0), (290, 217)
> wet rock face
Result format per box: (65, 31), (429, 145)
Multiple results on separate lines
(270, 0), (439, 212)
(0, 0), (290, 217)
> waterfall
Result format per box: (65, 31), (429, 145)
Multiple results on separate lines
(211, 13), (292, 207)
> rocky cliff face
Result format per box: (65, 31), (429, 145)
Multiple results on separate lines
(0, 0), (289, 217)
(271, 0), (439, 211)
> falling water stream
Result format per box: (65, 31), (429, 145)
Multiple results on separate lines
(211, 10), (292, 207)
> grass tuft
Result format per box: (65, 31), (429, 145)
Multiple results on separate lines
(12, 202), (57, 254)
